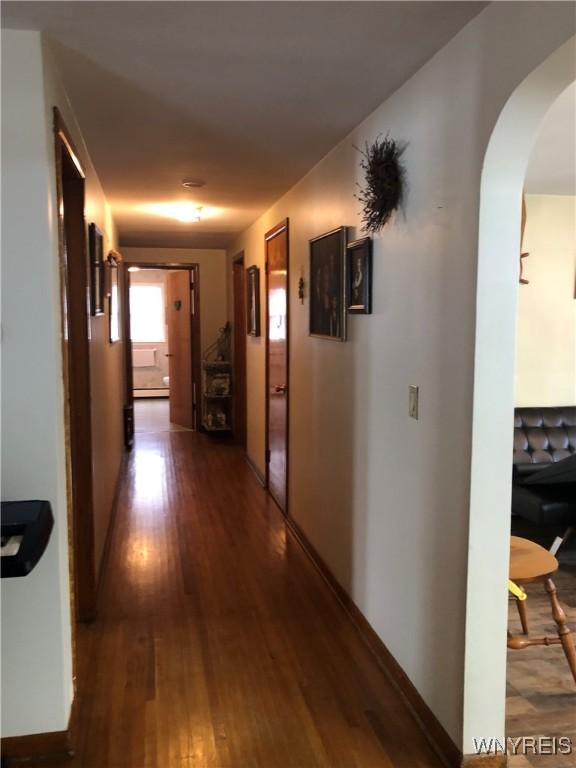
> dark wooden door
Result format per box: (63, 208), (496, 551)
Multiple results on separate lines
(166, 270), (193, 428)
(265, 220), (289, 512)
(233, 256), (247, 448)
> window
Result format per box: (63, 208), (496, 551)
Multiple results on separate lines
(268, 286), (286, 341)
(129, 284), (166, 342)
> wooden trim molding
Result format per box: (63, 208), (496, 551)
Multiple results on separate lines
(264, 217), (289, 242)
(264, 218), (290, 513)
(53, 107), (97, 624)
(461, 756), (508, 767)
(96, 452), (128, 595)
(54, 108), (85, 181)
(126, 261), (201, 431)
(1, 691), (80, 764)
(246, 453), (266, 487)
(284, 513), (463, 768)
(1, 730), (73, 764)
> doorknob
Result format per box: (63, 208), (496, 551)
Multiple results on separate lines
(274, 384), (287, 394)
(165, 354), (173, 357)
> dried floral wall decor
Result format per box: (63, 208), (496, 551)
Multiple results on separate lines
(356, 134), (406, 233)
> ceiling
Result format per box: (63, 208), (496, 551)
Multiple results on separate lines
(524, 82), (576, 196)
(2, 2), (486, 248)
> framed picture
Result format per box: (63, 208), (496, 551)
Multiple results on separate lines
(309, 226), (347, 340)
(107, 253), (120, 344)
(246, 265), (261, 336)
(346, 237), (372, 314)
(88, 223), (105, 316)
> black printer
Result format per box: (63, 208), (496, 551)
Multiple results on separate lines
(1, 500), (54, 578)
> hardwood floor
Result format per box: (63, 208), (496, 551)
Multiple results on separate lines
(45, 431), (445, 768)
(134, 398), (191, 434)
(507, 565), (576, 768)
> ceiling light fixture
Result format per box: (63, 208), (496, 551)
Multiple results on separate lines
(127, 266), (141, 272)
(177, 204), (203, 223)
(157, 202), (203, 223)
(182, 179), (205, 189)
(139, 202), (214, 222)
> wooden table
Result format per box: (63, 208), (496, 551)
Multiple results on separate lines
(508, 536), (576, 684)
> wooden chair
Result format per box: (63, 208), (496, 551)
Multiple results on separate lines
(508, 536), (576, 684)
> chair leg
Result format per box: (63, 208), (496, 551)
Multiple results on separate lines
(516, 592), (529, 634)
(545, 577), (576, 684)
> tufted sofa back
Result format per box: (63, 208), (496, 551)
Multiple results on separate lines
(514, 406), (576, 474)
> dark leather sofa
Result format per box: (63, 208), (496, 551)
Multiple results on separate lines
(513, 406), (576, 527)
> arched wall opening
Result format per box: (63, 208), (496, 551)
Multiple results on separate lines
(464, 37), (576, 755)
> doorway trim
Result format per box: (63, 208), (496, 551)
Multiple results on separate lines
(53, 108), (96, 623)
(126, 262), (201, 430)
(232, 252), (247, 448)
(264, 218), (290, 514)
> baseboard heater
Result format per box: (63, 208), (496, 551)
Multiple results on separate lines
(133, 389), (169, 399)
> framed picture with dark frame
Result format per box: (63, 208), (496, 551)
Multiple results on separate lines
(346, 237), (372, 314)
(246, 265), (261, 336)
(309, 226), (347, 341)
(88, 223), (105, 316)
(107, 252), (120, 344)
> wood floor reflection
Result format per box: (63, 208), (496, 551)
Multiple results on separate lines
(48, 431), (445, 767)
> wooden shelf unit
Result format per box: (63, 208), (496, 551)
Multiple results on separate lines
(202, 361), (232, 432)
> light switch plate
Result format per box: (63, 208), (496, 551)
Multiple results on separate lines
(409, 385), (419, 420)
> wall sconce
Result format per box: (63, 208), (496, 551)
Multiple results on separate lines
(298, 267), (305, 304)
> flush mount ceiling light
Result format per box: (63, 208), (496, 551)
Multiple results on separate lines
(182, 179), (205, 189)
(141, 202), (203, 223)
(182, 205), (203, 223)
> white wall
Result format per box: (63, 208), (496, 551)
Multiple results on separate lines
(227, 4), (576, 754)
(1, 30), (73, 738)
(123, 248), (228, 358)
(515, 194), (576, 405)
(1, 30), (123, 737)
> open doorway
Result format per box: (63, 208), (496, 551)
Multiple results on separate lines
(505, 83), (576, 763)
(126, 264), (201, 434)
(465, 39), (575, 761)
(265, 220), (289, 513)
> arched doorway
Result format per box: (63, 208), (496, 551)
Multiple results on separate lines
(464, 37), (575, 757)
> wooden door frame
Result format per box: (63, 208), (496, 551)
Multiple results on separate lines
(126, 263), (201, 430)
(264, 219), (290, 515)
(120, 262), (134, 449)
(232, 252), (247, 449)
(54, 108), (97, 623)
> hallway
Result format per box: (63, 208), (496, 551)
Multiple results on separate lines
(61, 431), (444, 768)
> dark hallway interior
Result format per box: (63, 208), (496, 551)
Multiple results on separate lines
(54, 429), (444, 768)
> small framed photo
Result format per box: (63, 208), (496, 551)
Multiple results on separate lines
(309, 226), (347, 341)
(88, 223), (105, 316)
(246, 265), (261, 336)
(346, 237), (372, 314)
(107, 253), (120, 344)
